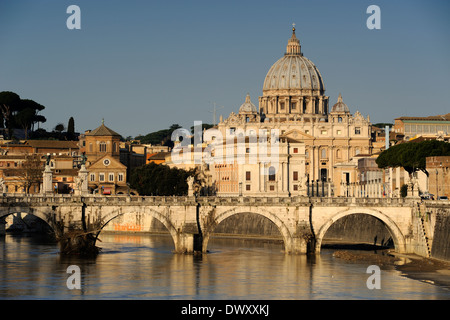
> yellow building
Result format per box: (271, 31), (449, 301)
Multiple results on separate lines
(83, 121), (128, 195)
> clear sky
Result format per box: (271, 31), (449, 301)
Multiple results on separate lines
(1, 0), (449, 138)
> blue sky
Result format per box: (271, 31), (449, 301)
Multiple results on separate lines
(1, 0), (449, 138)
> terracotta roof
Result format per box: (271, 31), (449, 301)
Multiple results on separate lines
(147, 152), (170, 160)
(395, 113), (450, 121)
(85, 124), (121, 137)
(24, 140), (79, 149)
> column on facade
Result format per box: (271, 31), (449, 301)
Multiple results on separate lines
(329, 145), (334, 185)
(389, 167), (393, 198)
(396, 167), (401, 196)
(258, 162), (262, 192)
(299, 97), (304, 114)
(314, 146), (319, 182)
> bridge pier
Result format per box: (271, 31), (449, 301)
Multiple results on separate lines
(174, 232), (202, 254)
(285, 236), (311, 254)
(0, 216), (5, 235)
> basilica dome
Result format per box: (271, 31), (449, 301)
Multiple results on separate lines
(239, 93), (257, 113)
(262, 27), (325, 94)
(330, 93), (350, 113)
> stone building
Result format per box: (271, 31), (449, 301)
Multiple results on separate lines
(427, 156), (450, 199)
(81, 121), (128, 195)
(208, 27), (373, 196)
(393, 113), (450, 141)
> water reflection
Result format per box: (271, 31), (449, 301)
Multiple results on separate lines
(0, 233), (449, 300)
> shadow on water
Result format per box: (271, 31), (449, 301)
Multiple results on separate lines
(321, 243), (392, 251)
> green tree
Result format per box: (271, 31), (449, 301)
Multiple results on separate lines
(376, 140), (450, 176)
(129, 162), (196, 196)
(0, 91), (46, 139)
(67, 117), (75, 140)
(54, 123), (65, 133)
(135, 124), (182, 147)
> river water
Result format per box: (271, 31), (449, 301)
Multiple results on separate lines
(0, 233), (449, 300)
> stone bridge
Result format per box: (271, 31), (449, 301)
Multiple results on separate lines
(0, 194), (432, 255)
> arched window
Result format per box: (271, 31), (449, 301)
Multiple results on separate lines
(336, 149), (341, 159)
(268, 166), (276, 181)
(99, 142), (107, 152)
(113, 142), (117, 152)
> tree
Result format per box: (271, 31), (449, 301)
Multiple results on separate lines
(54, 123), (65, 133)
(0, 91), (20, 138)
(11, 154), (44, 194)
(135, 124), (182, 148)
(0, 91), (46, 139)
(376, 140), (450, 176)
(129, 162), (196, 196)
(67, 117), (75, 140)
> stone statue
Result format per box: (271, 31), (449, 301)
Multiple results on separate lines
(80, 153), (87, 166)
(187, 176), (194, 197)
(75, 176), (84, 191)
(45, 154), (51, 166)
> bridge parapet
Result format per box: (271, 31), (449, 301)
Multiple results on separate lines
(0, 194), (421, 208)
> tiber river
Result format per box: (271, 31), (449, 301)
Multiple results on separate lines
(0, 233), (449, 300)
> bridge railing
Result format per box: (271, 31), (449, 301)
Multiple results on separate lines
(0, 193), (421, 207)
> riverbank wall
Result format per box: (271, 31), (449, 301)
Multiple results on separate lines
(421, 202), (450, 261)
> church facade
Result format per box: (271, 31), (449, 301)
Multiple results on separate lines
(207, 27), (373, 197)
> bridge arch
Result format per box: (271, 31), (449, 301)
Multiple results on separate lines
(314, 208), (407, 253)
(201, 206), (294, 253)
(0, 206), (55, 233)
(97, 206), (180, 252)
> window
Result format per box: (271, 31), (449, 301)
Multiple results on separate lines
(118, 173), (124, 182)
(280, 102), (285, 110)
(293, 147), (298, 154)
(246, 185), (251, 191)
(113, 143), (118, 152)
(336, 149), (341, 159)
(270, 185), (275, 191)
(230, 127), (236, 134)
(100, 142), (107, 152)
(246, 147), (250, 154)
(355, 127), (361, 135)
(336, 130), (342, 135)
(109, 173), (114, 182)
(293, 185), (298, 191)
(99, 173), (105, 182)
(321, 149), (327, 159)
(269, 166), (276, 181)
(305, 130), (310, 135)
(90, 173), (95, 182)
(291, 102), (296, 110)
(338, 117), (342, 123)
(246, 171), (251, 181)
(321, 130), (327, 135)
(293, 171), (298, 181)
